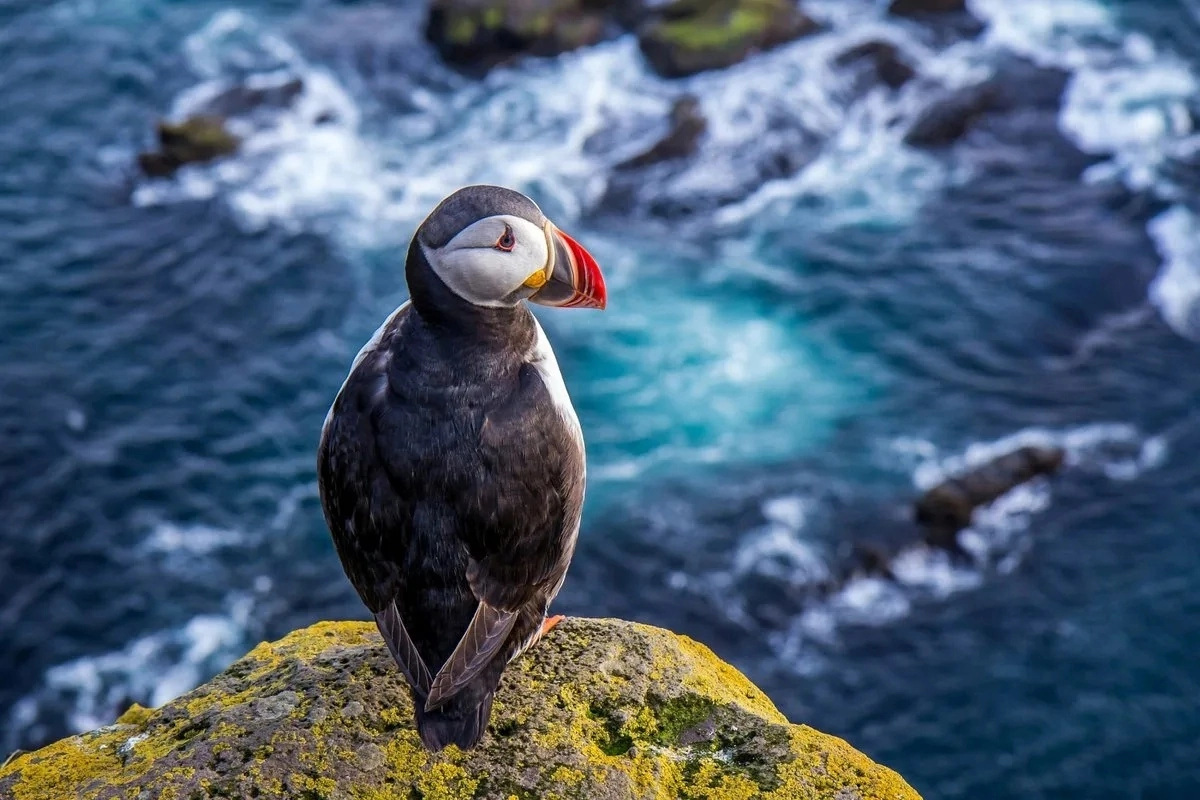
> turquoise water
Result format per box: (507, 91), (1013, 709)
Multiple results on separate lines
(2, 0), (1200, 796)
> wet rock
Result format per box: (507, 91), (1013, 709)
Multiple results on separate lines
(888, 0), (966, 13)
(903, 81), (1004, 147)
(914, 444), (1066, 549)
(0, 619), (923, 800)
(887, 0), (984, 41)
(136, 116), (240, 178)
(844, 541), (899, 581)
(197, 77), (305, 118)
(615, 94), (707, 171)
(833, 39), (916, 90)
(424, 0), (609, 72)
(637, 0), (820, 78)
(904, 58), (1070, 148)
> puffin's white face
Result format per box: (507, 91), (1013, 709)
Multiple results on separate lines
(421, 214), (551, 308)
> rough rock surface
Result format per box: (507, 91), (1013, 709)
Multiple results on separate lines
(0, 618), (921, 800)
(137, 116), (240, 178)
(637, 0), (820, 78)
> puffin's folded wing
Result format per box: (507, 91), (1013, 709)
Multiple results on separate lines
(424, 601), (517, 712)
(374, 601), (433, 697)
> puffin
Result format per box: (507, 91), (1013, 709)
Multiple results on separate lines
(316, 185), (606, 752)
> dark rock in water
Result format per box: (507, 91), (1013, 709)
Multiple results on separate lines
(615, 94), (707, 171)
(833, 40), (916, 89)
(914, 444), (1066, 549)
(424, 0), (609, 72)
(637, 0), (820, 78)
(197, 77), (305, 118)
(888, 0), (966, 13)
(599, 113), (820, 220)
(886, 0), (984, 40)
(905, 57), (1071, 148)
(137, 116), (240, 178)
(829, 540), (900, 586)
(904, 82), (1003, 147)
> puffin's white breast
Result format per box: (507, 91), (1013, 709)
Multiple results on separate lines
(528, 316), (584, 454)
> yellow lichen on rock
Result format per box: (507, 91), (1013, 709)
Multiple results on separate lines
(1, 618), (921, 800)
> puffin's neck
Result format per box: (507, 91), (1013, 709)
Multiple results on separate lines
(404, 240), (534, 355)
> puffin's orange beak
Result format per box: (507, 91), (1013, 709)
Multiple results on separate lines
(529, 223), (607, 310)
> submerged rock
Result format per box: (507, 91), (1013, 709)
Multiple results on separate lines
(886, 0), (984, 41)
(905, 57), (1070, 148)
(637, 0), (820, 78)
(137, 116), (240, 178)
(0, 619), (921, 800)
(424, 0), (609, 71)
(903, 81), (1003, 147)
(915, 444), (1066, 551)
(888, 0), (966, 13)
(833, 39), (916, 90)
(198, 77), (305, 118)
(615, 94), (707, 171)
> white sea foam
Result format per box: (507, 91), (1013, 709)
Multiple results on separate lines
(138, 3), (979, 248)
(749, 422), (1170, 663)
(732, 496), (829, 586)
(9, 595), (254, 744)
(900, 422), (1168, 490)
(971, 0), (1200, 338)
(133, 10), (395, 246)
(1147, 205), (1200, 340)
(142, 521), (244, 556)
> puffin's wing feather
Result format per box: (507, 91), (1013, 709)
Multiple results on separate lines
(424, 601), (518, 712)
(374, 601), (433, 697)
(460, 360), (585, 610)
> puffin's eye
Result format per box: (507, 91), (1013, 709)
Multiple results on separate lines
(495, 226), (516, 252)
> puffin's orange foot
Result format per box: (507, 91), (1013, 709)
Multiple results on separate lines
(540, 614), (565, 636)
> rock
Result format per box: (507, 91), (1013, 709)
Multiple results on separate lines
(844, 541), (899, 582)
(834, 40), (916, 90)
(615, 94), (707, 171)
(888, 0), (966, 13)
(197, 77), (305, 118)
(914, 444), (1066, 550)
(136, 116), (240, 178)
(903, 82), (1003, 148)
(904, 57), (1070, 148)
(424, 0), (609, 71)
(0, 619), (922, 800)
(637, 0), (820, 78)
(886, 0), (984, 41)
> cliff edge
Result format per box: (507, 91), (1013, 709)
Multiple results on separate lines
(0, 618), (920, 799)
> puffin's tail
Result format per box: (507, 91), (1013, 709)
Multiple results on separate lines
(413, 692), (495, 752)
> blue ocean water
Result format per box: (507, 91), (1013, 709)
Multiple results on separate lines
(1, 0), (1199, 796)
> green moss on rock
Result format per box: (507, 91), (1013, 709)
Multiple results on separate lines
(0, 618), (921, 800)
(137, 115), (241, 178)
(637, 0), (820, 78)
(425, 0), (608, 70)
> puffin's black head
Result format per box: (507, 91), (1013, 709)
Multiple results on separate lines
(409, 185), (606, 317)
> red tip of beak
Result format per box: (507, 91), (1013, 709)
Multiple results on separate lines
(556, 228), (607, 310)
